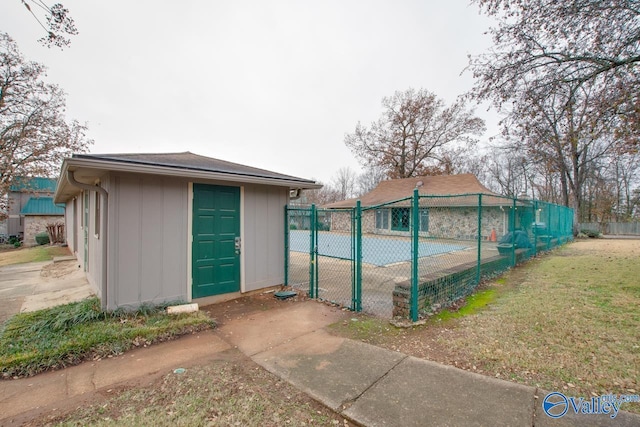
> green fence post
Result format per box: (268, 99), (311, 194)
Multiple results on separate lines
(314, 208), (319, 296)
(511, 198), (517, 267)
(284, 205), (289, 287)
(476, 194), (482, 286)
(351, 208), (356, 311)
(310, 204), (316, 298)
(547, 203), (552, 250)
(411, 189), (419, 322)
(355, 201), (362, 312)
(532, 200), (537, 256)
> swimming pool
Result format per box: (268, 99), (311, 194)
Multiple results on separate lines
(289, 230), (467, 267)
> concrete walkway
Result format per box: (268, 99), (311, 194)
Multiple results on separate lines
(1, 300), (639, 426)
(0, 259), (93, 323)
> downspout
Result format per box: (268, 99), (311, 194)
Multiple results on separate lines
(67, 170), (109, 311)
(289, 188), (302, 201)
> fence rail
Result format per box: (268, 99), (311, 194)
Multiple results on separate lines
(286, 192), (574, 321)
(579, 222), (640, 235)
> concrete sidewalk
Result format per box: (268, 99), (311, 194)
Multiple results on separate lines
(217, 302), (640, 427)
(1, 300), (639, 426)
(0, 259), (93, 323)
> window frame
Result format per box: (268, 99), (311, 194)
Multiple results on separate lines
(391, 207), (410, 231)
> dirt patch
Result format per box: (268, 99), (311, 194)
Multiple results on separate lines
(40, 260), (82, 279)
(21, 349), (353, 427)
(201, 288), (318, 326)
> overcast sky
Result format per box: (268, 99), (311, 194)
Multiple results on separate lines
(1, 1), (498, 184)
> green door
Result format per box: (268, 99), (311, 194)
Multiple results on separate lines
(192, 184), (241, 298)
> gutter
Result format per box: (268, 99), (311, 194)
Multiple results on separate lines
(63, 158), (323, 190)
(66, 170), (109, 311)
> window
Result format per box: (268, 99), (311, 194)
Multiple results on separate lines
(375, 209), (389, 230)
(391, 208), (410, 231)
(419, 208), (429, 232)
(83, 191), (89, 228)
(94, 192), (100, 237)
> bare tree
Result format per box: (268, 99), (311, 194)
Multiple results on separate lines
(504, 81), (620, 226)
(485, 147), (531, 198)
(299, 180), (341, 206)
(331, 167), (358, 200)
(609, 151), (640, 220)
(20, 1), (78, 49)
(582, 160), (618, 224)
(345, 88), (485, 179)
(469, 0), (640, 152)
(356, 165), (386, 196)
(0, 33), (92, 219)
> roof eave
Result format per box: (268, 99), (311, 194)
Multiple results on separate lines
(54, 158), (321, 202)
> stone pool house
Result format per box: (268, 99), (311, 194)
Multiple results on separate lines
(324, 174), (522, 241)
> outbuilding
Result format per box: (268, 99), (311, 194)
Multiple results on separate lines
(53, 152), (321, 310)
(324, 174), (522, 241)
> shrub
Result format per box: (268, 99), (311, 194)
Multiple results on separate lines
(35, 232), (50, 245)
(289, 224), (298, 230)
(579, 229), (601, 238)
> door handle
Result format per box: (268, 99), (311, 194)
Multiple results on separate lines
(235, 237), (241, 254)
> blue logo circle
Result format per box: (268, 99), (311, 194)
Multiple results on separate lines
(543, 392), (568, 418)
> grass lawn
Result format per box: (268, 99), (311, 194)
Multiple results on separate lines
(0, 298), (214, 378)
(0, 245), (72, 267)
(330, 238), (640, 413)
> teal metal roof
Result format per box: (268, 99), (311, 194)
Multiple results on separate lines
(20, 197), (65, 215)
(10, 177), (58, 193)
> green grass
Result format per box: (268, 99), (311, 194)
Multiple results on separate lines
(329, 316), (403, 345)
(0, 245), (71, 267)
(0, 298), (214, 378)
(441, 241), (640, 402)
(433, 289), (497, 322)
(329, 240), (640, 413)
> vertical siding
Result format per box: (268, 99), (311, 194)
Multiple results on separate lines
(87, 191), (102, 295)
(109, 174), (188, 309)
(243, 184), (287, 291)
(65, 202), (76, 253)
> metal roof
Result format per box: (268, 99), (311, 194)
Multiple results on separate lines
(9, 177), (57, 193)
(20, 197), (65, 215)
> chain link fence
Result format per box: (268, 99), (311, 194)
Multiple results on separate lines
(286, 192), (574, 321)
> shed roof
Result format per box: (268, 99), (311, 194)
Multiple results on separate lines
(20, 197), (65, 215)
(55, 151), (322, 203)
(325, 174), (512, 208)
(73, 152), (315, 182)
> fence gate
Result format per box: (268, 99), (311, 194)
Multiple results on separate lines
(285, 206), (358, 310)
